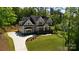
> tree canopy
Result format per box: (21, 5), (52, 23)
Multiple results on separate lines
(0, 7), (17, 26)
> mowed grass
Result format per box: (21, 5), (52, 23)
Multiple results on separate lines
(26, 34), (65, 51)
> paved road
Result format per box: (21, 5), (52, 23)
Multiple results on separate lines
(7, 32), (34, 51)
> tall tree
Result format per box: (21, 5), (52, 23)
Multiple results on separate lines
(61, 7), (79, 50)
(0, 7), (17, 26)
(50, 7), (63, 24)
(12, 7), (23, 23)
(50, 7), (64, 33)
(36, 7), (49, 16)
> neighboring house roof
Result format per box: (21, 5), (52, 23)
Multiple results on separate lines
(47, 18), (53, 23)
(19, 15), (53, 26)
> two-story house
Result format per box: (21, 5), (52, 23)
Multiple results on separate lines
(19, 15), (53, 34)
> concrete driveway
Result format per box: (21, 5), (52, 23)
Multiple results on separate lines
(7, 32), (34, 51)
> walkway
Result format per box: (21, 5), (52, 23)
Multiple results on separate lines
(7, 32), (34, 51)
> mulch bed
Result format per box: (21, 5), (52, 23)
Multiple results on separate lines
(26, 35), (38, 42)
(0, 25), (18, 51)
(0, 34), (9, 51)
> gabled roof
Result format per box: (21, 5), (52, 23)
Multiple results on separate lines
(19, 17), (29, 26)
(47, 18), (53, 23)
(42, 16), (49, 22)
(30, 15), (41, 24)
(24, 18), (34, 26)
(44, 23), (49, 27)
(19, 15), (53, 26)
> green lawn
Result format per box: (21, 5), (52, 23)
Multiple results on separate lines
(26, 34), (65, 51)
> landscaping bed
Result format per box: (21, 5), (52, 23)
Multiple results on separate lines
(4, 33), (15, 51)
(0, 28), (15, 51)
